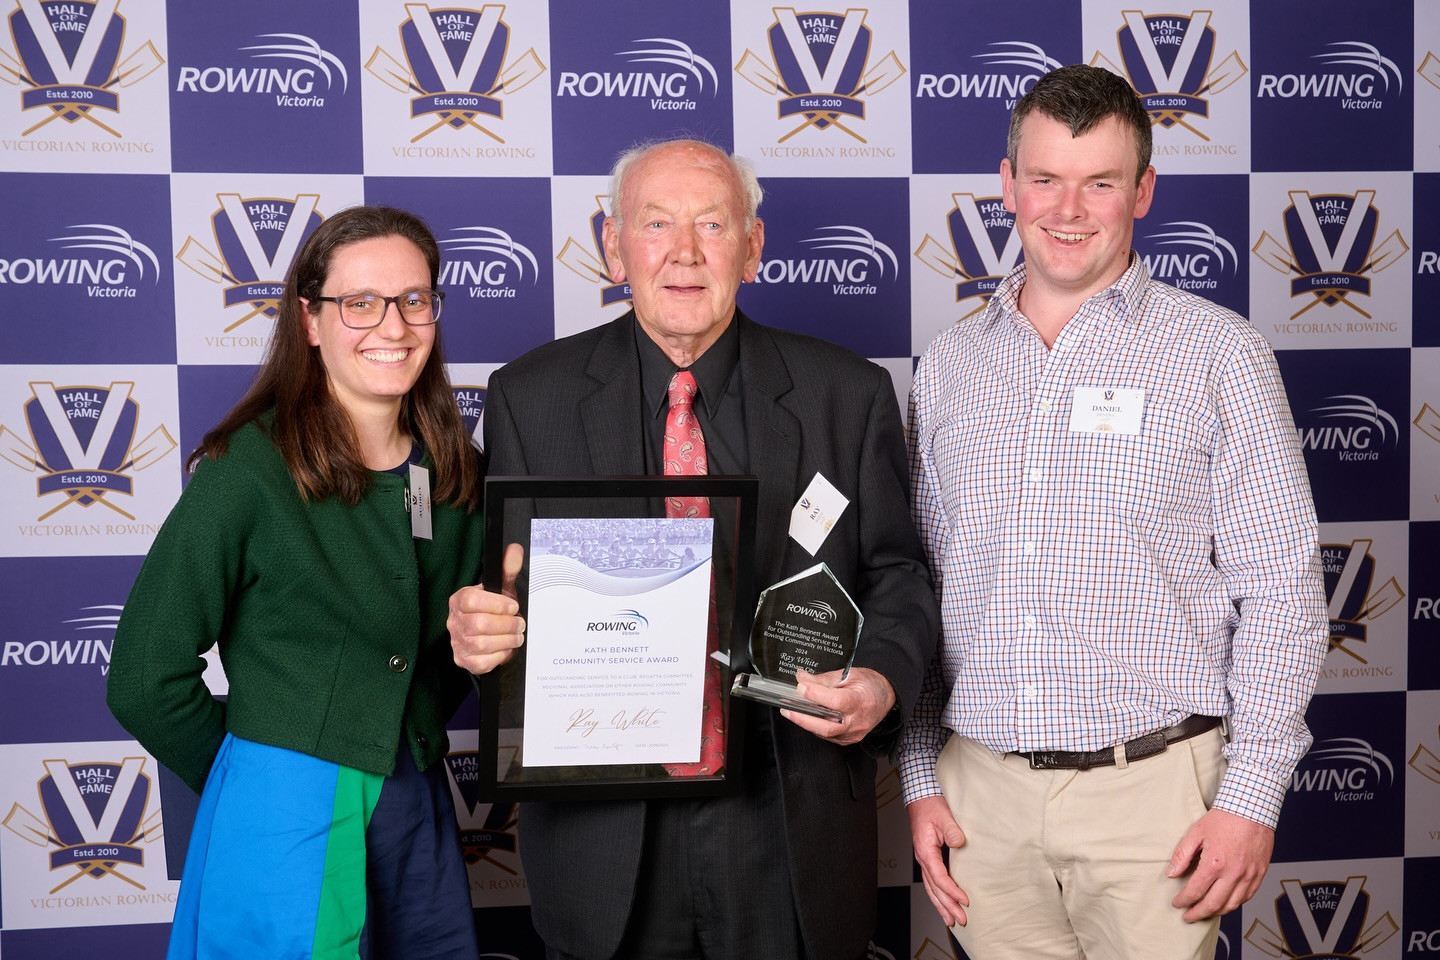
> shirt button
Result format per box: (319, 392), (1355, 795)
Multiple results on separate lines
(1022, 683), (1037, 700)
(1028, 468), (1042, 484)
(1022, 615), (1036, 628)
(388, 654), (409, 673)
(1037, 399), (1052, 414)
(1023, 540), (1036, 555)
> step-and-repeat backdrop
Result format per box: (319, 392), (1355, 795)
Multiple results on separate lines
(1, 2), (1437, 958)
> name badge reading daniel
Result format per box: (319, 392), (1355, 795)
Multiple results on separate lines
(789, 472), (848, 555)
(407, 463), (433, 540)
(1069, 387), (1144, 435)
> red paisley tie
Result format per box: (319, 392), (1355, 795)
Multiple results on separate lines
(662, 370), (724, 775)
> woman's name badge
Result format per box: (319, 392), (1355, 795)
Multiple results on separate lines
(1069, 387), (1144, 435)
(407, 463), (433, 540)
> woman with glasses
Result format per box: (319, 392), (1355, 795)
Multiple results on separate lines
(108, 205), (483, 959)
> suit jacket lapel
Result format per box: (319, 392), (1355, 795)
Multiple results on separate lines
(736, 313), (801, 584)
(580, 315), (646, 475)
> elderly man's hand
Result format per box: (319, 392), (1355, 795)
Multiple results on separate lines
(448, 543), (525, 676)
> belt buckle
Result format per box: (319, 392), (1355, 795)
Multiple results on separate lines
(1026, 751), (1057, 770)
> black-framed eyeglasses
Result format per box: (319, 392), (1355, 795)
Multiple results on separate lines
(311, 289), (444, 328)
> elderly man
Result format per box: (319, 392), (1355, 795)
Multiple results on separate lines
(449, 138), (938, 960)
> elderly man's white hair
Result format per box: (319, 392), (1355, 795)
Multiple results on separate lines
(607, 139), (763, 232)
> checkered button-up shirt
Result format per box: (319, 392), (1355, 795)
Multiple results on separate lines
(898, 255), (1328, 828)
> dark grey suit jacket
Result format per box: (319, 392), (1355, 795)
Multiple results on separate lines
(483, 310), (938, 960)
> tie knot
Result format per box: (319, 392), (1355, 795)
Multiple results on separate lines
(668, 370), (698, 409)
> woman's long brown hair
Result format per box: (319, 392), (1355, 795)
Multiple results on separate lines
(189, 205), (479, 510)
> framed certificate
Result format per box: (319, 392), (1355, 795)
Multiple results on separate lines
(474, 475), (759, 801)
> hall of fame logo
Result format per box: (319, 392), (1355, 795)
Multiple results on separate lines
(1091, 10), (1246, 141)
(3, 756), (162, 895)
(451, 383), (485, 451)
(1321, 538), (1404, 666)
(2, 0), (163, 139)
(443, 752), (519, 879)
(0, 381), (175, 523)
(735, 8), (905, 143)
(176, 194), (323, 331)
(555, 196), (630, 308)
(915, 194), (1019, 321)
(1418, 403), (1440, 446)
(174, 32), (348, 106)
(1254, 190), (1407, 322)
(366, 4), (546, 144)
(1245, 876), (1397, 959)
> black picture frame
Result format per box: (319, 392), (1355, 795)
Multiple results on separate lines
(473, 474), (759, 801)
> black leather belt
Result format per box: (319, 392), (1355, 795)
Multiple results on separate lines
(1016, 714), (1222, 771)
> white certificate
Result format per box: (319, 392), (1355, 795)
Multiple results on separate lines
(522, 516), (714, 767)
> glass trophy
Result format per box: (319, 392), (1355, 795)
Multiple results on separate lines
(730, 562), (862, 722)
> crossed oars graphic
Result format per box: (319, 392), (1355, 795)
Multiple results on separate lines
(365, 47), (545, 144)
(0, 41), (163, 138)
(735, 49), (905, 144)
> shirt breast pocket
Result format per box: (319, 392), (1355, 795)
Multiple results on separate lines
(1067, 397), (1214, 517)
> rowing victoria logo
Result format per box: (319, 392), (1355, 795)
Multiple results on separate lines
(1, 599), (117, 678)
(1254, 186), (1410, 345)
(754, 223), (900, 295)
(913, 39), (1062, 105)
(554, 36), (717, 109)
(549, 12), (731, 175)
(733, 4), (909, 172)
(1291, 737), (1396, 804)
(1, 0), (165, 169)
(1301, 395), (1401, 464)
(363, 3), (547, 171)
(174, 32), (347, 108)
(437, 223), (540, 303)
(1138, 219), (1239, 293)
(1256, 41), (1404, 109)
(1090, 9), (1247, 167)
(6, 222), (161, 298)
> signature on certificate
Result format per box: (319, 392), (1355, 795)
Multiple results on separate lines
(565, 707), (669, 738)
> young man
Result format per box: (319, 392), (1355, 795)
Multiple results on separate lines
(900, 65), (1328, 960)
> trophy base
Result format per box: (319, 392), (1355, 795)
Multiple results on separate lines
(730, 673), (844, 722)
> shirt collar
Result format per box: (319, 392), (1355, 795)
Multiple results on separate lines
(989, 251), (1150, 331)
(636, 312), (741, 421)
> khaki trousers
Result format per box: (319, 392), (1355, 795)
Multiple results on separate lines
(936, 728), (1226, 960)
